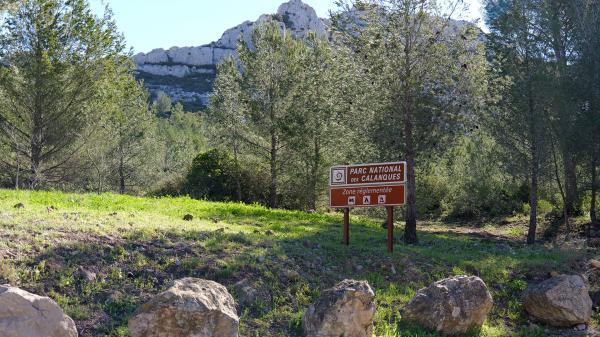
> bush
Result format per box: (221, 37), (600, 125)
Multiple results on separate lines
(183, 149), (269, 204)
(522, 199), (554, 215)
(580, 194), (600, 216)
(422, 134), (523, 219)
(185, 149), (236, 201)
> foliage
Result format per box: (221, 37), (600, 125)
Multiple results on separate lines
(0, 0), (127, 188)
(185, 149), (237, 201)
(333, 0), (489, 242)
(156, 102), (207, 179)
(182, 149), (268, 204)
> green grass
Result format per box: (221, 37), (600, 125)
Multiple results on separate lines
(0, 189), (589, 336)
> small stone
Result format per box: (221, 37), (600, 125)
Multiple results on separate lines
(46, 205), (56, 213)
(550, 271), (560, 277)
(78, 267), (96, 282)
(108, 290), (124, 302)
(183, 214), (194, 221)
(285, 269), (300, 281)
(265, 230), (274, 236)
(575, 323), (587, 331)
(589, 259), (600, 269)
(355, 265), (364, 272)
(257, 256), (265, 263)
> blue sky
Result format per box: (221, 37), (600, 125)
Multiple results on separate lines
(89, 0), (485, 54)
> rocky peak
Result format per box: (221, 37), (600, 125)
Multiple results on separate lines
(277, 0), (327, 37)
(133, 0), (328, 111)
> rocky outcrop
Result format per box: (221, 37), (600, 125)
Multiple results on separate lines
(133, 0), (328, 110)
(128, 278), (239, 337)
(302, 279), (375, 337)
(402, 275), (493, 335)
(0, 284), (78, 337)
(524, 274), (592, 327)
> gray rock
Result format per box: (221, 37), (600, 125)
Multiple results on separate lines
(128, 278), (238, 337)
(77, 267), (96, 282)
(402, 275), (493, 335)
(132, 0), (329, 110)
(302, 279), (375, 337)
(524, 274), (592, 327)
(0, 285), (78, 337)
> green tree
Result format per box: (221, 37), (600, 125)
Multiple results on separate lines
(485, 0), (553, 243)
(334, 0), (489, 243)
(571, 0), (600, 224)
(157, 102), (206, 178)
(185, 149), (236, 201)
(286, 33), (353, 210)
(107, 73), (158, 194)
(208, 56), (246, 201)
(154, 91), (173, 118)
(237, 21), (306, 208)
(0, 0), (126, 188)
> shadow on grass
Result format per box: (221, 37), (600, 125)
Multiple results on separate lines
(16, 213), (584, 337)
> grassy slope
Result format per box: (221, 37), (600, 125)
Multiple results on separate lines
(0, 189), (593, 337)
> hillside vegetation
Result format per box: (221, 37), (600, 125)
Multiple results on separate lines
(0, 189), (593, 336)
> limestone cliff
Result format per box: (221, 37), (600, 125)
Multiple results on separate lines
(134, 0), (328, 111)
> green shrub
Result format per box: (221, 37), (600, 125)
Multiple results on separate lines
(522, 199), (554, 215)
(185, 149), (236, 201)
(538, 199), (554, 214)
(183, 149), (269, 204)
(581, 194), (600, 215)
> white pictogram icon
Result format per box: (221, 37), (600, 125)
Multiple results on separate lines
(348, 196), (356, 205)
(332, 168), (346, 184)
(363, 196), (371, 204)
(378, 195), (386, 204)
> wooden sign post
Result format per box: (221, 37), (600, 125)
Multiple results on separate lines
(329, 162), (406, 252)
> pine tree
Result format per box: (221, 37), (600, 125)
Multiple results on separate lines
(334, 0), (489, 243)
(0, 0), (126, 188)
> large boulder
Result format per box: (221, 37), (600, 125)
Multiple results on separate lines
(0, 284), (78, 337)
(128, 278), (239, 337)
(402, 275), (493, 335)
(302, 279), (375, 337)
(524, 274), (592, 327)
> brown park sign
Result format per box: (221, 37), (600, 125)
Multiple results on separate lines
(329, 161), (407, 252)
(330, 184), (405, 208)
(329, 162), (406, 208)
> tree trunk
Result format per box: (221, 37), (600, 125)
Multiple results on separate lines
(15, 160), (19, 190)
(233, 141), (242, 202)
(403, 96), (418, 244)
(527, 143), (538, 244)
(551, 135), (570, 237)
(527, 66), (538, 244)
(592, 156), (597, 224)
(563, 153), (578, 216)
(269, 132), (278, 208)
(119, 148), (125, 194)
(308, 138), (320, 211)
(30, 73), (44, 189)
